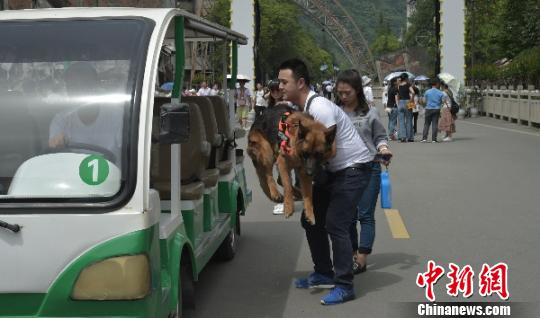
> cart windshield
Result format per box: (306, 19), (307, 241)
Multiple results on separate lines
(0, 18), (151, 201)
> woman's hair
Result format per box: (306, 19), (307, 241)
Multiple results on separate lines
(267, 79), (282, 107)
(336, 69), (369, 114)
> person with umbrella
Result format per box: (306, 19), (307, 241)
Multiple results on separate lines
(234, 75), (252, 129)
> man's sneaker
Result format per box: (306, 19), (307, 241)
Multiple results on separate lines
(273, 203), (284, 215)
(432, 140), (439, 143)
(320, 286), (355, 305)
(443, 137), (452, 142)
(420, 139), (428, 143)
(294, 272), (335, 289)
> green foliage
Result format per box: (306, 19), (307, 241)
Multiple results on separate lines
(205, 0), (231, 85)
(371, 34), (401, 57)
(466, 47), (540, 86)
(495, 0), (540, 59)
(465, 0), (540, 85)
(337, 0), (406, 43)
(258, 0), (333, 82)
(404, 0), (436, 50)
(403, 0), (437, 74)
(205, 0), (231, 28)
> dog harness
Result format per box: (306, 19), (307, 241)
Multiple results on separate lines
(278, 111), (293, 155)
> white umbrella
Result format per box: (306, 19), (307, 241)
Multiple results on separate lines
(414, 75), (429, 81)
(384, 71), (415, 82)
(438, 73), (460, 97)
(226, 74), (251, 82)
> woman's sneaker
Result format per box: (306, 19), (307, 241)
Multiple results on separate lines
(443, 137), (452, 142)
(320, 286), (355, 305)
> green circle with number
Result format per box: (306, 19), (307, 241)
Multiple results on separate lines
(79, 155), (109, 185)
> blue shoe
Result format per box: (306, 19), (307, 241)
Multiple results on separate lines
(320, 286), (355, 305)
(294, 272), (335, 289)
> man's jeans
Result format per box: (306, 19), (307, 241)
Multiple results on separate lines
(302, 164), (371, 288)
(398, 100), (413, 140)
(388, 107), (398, 138)
(422, 109), (441, 141)
(349, 162), (381, 254)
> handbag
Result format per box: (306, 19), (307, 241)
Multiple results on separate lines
(380, 168), (392, 209)
(407, 100), (415, 110)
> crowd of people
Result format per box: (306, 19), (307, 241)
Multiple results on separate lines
(383, 74), (457, 143)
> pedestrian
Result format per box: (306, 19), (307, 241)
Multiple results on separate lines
(361, 75), (374, 107)
(278, 59), (373, 305)
(253, 82), (268, 121)
(411, 81), (421, 134)
(420, 79), (445, 143)
(439, 84), (457, 142)
(210, 83), (220, 96)
(197, 81), (211, 96)
(235, 79), (251, 129)
(324, 82), (333, 100)
(335, 69), (392, 275)
(396, 73), (415, 142)
(386, 77), (399, 140)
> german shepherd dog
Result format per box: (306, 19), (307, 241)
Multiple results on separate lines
(247, 103), (336, 225)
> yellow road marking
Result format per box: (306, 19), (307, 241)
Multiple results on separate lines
(384, 209), (410, 239)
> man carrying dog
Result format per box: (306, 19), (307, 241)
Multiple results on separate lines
(278, 59), (373, 305)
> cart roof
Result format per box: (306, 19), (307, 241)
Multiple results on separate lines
(0, 7), (247, 44)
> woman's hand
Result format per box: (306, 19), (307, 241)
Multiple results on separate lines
(377, 146), (393, 166)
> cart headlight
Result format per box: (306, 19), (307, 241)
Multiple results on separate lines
(72, 254), (150, 300)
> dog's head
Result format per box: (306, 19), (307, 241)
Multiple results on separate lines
(287, 113), (336, 176)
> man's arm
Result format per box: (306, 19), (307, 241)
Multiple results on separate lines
(49, 112), (68, 148)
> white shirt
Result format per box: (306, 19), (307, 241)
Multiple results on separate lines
(382, 85), (388, 106)
(303, 91), (373, 172)
(49, 106), (123, 163)
(197, 87), (212, 96)
(255, 89), (267, 107)
(210, 88), (219, 96)
(363, 86), (374, 106)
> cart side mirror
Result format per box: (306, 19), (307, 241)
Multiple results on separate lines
(160, 102), (190, 144)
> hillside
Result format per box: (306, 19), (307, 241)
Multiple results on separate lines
(297, 0), (407, 68)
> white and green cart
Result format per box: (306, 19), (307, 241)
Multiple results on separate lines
(0, 8), (250, 317)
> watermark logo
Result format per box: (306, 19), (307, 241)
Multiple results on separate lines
(416, 261), (509, 302)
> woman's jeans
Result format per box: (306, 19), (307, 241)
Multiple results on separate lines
(398, 100), (413, 140)
(388, 107), (398, 137)
(350, 161), (381, 254)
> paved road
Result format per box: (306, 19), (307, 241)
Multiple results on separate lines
(189, 103), (540, 318)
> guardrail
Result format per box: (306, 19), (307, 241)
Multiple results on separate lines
(472, 85), (540, 127)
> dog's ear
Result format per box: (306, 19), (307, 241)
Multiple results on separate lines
(298, 120), (309, 140)
(325, 125), (337, 146)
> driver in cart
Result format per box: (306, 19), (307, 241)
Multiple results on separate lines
(48, 62), (123, 163)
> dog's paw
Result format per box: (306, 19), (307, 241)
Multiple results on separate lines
(284, 204), (295, 218)
(270, 192), (284, 203)
(304, 214), (316, 225)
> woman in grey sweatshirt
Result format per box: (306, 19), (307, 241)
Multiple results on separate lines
(336, 69), (393, 275)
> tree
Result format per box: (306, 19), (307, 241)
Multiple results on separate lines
(371, 34), (401, 57)
(404, 0), (437, 75)
(258, 0), (333, 82)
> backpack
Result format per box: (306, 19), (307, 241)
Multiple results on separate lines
(449, 95), (459, 115)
